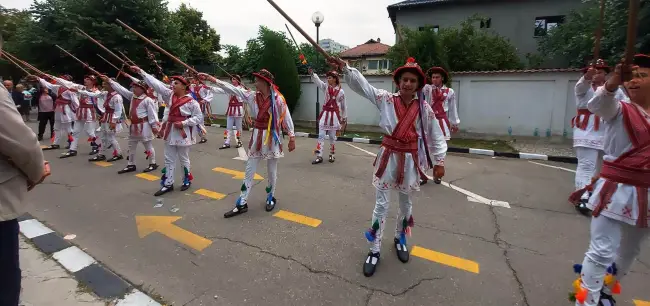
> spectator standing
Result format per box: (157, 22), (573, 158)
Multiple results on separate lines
(33, 86), (56, 141)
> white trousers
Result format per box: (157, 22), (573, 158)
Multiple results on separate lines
(53, 121), (73, 146)
(369, 189), (413, 253)
(163, 144), (190, 186)
(239, 157), (278, 204)
(224, 116), (243, 144)
(70, 120), (97, 151)
(99, 130), (121, 157)
(316, 129), (337, 157)
(127, 140), (155, 166)
(577, 216), (650, 306)
(575, 147), (604, 199)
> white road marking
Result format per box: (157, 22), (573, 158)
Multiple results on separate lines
(116, 289), (162, 306)
(529, 161), (576, 173)
(518, 152), (549, 160)
(233, 146), (248, 161)
(344, 142), (510, 208)
(52, 246), (96, 273)
(352, 137), (370, 144)
(469, 148), (494, 156)
(19, 219), (54, 239)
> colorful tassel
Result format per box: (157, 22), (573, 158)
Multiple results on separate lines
(604, 274), (614, 286)
(51, 132), (55, 144)
(87, 137), (93, 142)
(113, 149), (118, 157)
(572, 278), (581, 292)
(161, 167), (166, 174)
(575, 288), (588, 304)
(408, 216), (414, 227)
(223, 130), (228, 138)
(240, 183), (247, 192)
(145, 150), (152, 160)
(67, 134), (73, 143)
(612, 281), (621, 294)
(265, 185), (272, 193)
(573, 264), (582, 274)
(607, 263), (618, 275)
(365, 220), (380, 242)
(399, 231), (406, 245)
(266, 192), (273, 204)
(160, 174), (166, 187)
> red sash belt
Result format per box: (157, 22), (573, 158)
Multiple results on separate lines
(227, 101), (244, 116)
(572, 109), (600, 131)
(374, 135), (421, 186)
(319, 99), (341, 127)
(161, 115), (189, 140)
(55, 98), (71, 113)
(435, 112), (450, 136)
(76, 104), (96, 121)
(100, 107), (114, 124)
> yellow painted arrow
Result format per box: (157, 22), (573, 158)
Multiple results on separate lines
(635, 300), (650, 306)
(212, 167), (263, 180)
(135, 216), (212, 251)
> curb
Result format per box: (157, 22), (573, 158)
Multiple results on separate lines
(17, 213), (162, 306)
(205, 125), (578, 164)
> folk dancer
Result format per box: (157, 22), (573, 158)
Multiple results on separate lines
(568, 56), (650, 306)
(422, 67), (458, 185)
(35, 75), (77, 151)
(104, 76), (161, 173)
(214, 75), (246, 150)
(330, 57), (447, 277)
(189, 77), (213, 144)
(54, 75), (102, 158)
(77, 78), (125, 162)
(571, 59), (628, 214)
(309, 68), (347, 164)
(198, 69), (296, 217)
(132, 66), (203, 196)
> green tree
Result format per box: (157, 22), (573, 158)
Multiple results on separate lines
(257, 26), (301, 113)
(170, 3), (221, 66)
(386, 25), (449, 80)
(538, 0), (649, 67)
(293, 42), (330, 75)
(219, 44), (243, 77)
(0, 6), (35, 82)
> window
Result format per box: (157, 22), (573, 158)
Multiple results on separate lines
(534, 15), (564, 36)
(480, 18), (491, 29)
(418, 26), (439, 33)
(367, 60), (391, 71)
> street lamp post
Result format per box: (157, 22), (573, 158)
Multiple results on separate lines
(312, 11), (324, 133)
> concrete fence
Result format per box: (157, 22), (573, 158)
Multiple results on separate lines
(209, 70), (584, 138)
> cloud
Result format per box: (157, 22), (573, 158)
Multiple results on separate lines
(3, 0), (400, 49)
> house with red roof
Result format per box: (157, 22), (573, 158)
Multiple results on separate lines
(339, 38), (392, 75)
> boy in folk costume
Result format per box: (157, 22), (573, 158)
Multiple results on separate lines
(329, 57), (447, 277)
(104, 76), (161, 174)
(76, 78), (125, 162)
(211, 75), (245, 150)
(198, 69), (296, 217)
(571, 59), (629, 214)
(54, 75), (102, 158)
(309, 68), (347, 164)
(35, 75), (77, 151)
(131, 66), (203, 196)
(188, 76), (213, 144)
(568, 56), (650, 306)
(422, 67), (458, 184)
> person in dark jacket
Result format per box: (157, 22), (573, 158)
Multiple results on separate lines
(33, 86), (57, 141)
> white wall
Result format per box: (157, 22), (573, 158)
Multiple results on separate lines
(210, 71), (583, 138)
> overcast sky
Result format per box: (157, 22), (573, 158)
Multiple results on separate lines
(1, 0), (401, 50)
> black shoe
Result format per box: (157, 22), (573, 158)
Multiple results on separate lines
(65, 145), (70, 149)
(265, 196), (277, 212)
(329, 154), (335, 163)
(420, 178), (428, 185)
(89, 148), (99, 155)
(180, 183), (191, 191)
(363, 252), (380, 277)
(42, 144), (60, 151)
(576, 199), (591, 215)
(106, 154), (124, 162)
(59, 150), (77, 159)
(118, 165), (137, 174)
(394, 238), (410, 263)
(143, 164), (158, 173)
(236, 140), (242, 148)
(224, 203), (248, 218)
(312, 156), (324, 165)
(38, 135), (43, 141)
(598, 291), (616, 306)
(154, 185), (173, 196)
(433, 177), (442, 184)
(199, 138), (207, 144)
(89, 155), (106, 162)
(219, 143), (231, 150)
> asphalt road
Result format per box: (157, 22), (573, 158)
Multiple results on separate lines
(23, 123), (650, 306)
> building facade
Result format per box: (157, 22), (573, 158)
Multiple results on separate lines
(339, 38), (392, 75)
(387, 0), (585, 67)
(318, 39), (349, 54)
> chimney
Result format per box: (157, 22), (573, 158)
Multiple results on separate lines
(377, 38), (381, 43)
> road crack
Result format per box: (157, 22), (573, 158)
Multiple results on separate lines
(487, 205), (530, 306)
(43, 181), (81, 190)
(205, 235), (442, 297)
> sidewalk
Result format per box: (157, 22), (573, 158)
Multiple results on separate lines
(19, 237), (105, 306)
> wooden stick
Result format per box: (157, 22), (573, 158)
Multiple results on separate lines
(265, 0), (331, 60)
(97, 54), (133, 79)
(74, 27), (128, 66)
(3, 51), (47, 76)
(118, 50), (137, 66)
(116, 19), (198, 74)
(1, 52), (31, 75)
(55, 44), (101, 76)
(623, 0), (640, 81)
(592, 0), (606, 62)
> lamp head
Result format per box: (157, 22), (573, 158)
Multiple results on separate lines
(312, 11), (324, 25)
